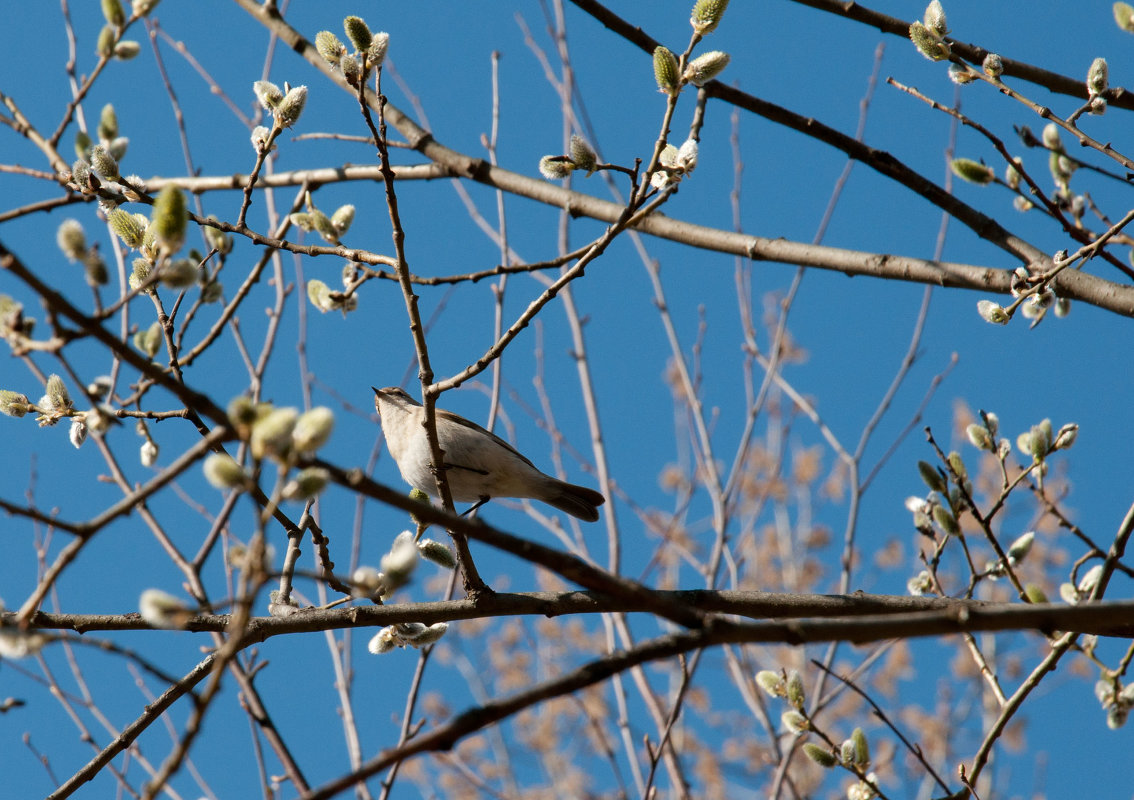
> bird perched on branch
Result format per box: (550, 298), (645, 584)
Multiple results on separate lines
(372, 386), (605, 522)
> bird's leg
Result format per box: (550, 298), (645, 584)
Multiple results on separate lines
(462, 496), (491, 517)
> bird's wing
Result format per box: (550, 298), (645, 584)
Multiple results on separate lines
(439, 409), (538, 469)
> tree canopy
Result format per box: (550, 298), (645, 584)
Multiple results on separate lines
(2, 1), (1134, 798)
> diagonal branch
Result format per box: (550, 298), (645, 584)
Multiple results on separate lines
(565, 0), (1047, 268)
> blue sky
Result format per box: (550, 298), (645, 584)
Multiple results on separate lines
(2, 1), (1133, 798)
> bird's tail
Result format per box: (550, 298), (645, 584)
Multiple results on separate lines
(544, 479), (605, 522)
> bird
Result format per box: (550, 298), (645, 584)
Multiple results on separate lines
(372, 386), (605, 522)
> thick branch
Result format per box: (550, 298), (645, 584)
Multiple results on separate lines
(18, 592), (1134, 641)
(787, 0), (1134, 110)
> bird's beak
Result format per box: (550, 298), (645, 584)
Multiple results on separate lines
(371, 386), (380, 396)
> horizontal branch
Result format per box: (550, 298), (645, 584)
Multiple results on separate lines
(19, 591), (1134, 642)
(117, 161), (1134, 316)
(145, 162), (448, 194)
(296, 591), (1133, 798)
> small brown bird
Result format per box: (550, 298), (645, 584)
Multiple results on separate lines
(372, 387), (605, 521)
